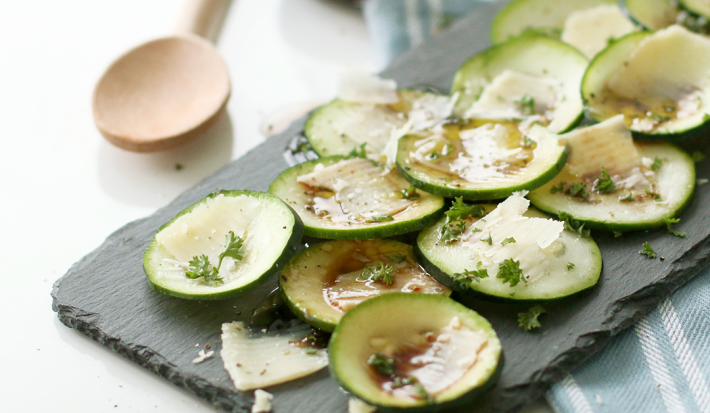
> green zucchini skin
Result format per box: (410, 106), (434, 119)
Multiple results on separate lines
(622, 0), (679, 30)
(279, 239), (451, 333)
(415, 208), (602, 302)
(328, 293), (503, 412)
(396, 135), (568, 201)
(304, 89), (443, 160)
(582, 29), (710, 142)
(452, 33), (588, 133)
(269, 156), (446, 240)
(528, 143), (696, 232)
(143, 190), (304, 300)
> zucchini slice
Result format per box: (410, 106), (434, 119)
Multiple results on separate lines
(143, 191), (303, 300)
(396, 120), (567, 200)
(582, 25), (710, 140)
(329, 293), (502, 411)
(280, 239), (450, 332)
(680, 0), (710, 18)
(452, 34), (588, 133)
(528, 119), (696, 231)
(269, 156), (445, 239)
(623, 0), (680, 30)
(417, 194), (602, 301)
(305, 90), (453, 163)
(490, 0), (617, 43)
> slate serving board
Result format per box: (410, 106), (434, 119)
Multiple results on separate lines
(52, 2), (710, 412)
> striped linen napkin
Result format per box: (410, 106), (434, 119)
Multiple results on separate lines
(361, 1), (710, 412)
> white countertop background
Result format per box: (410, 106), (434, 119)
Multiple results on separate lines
(0, 1), (549, 411)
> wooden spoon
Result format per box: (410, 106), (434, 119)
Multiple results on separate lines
(93, 0), (232, 152)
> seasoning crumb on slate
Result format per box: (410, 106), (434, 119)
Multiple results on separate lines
(192, 349), (214, 364)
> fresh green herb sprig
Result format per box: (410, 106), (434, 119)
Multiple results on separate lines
(567, 262), (575, 270)
(497, 259), (525, 287)
(651, 156), (663, 172)
(389, 253), (406, 263)
(518, 305), (546, 332)
(400, 185), (420, 200)
(185, 231), (246, 286)
(515, 94), (536, 116)
(366, 215), (394, 223)
(348, 143), (368, 158)
(439, 198), (485, 244)
(558, 212), (591, 238)
(645, 187), (662, 202)
(367, 353), (395, 376)
(640, 242), (657, 259)
(619, 193), (635, 202)
(569, 183), (589, 199)
(594, 167), (616, 194)
(550, 182), (567, 194)
(361, 262), (396, 285)
(663, 218), (686, 238)
(501, 237), (516, 246)
(440, 219), (466, 244)
(367, 353), (433, 403)
(452, 262), (489, 288)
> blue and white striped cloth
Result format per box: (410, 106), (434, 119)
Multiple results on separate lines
(361, 1), (710, 412)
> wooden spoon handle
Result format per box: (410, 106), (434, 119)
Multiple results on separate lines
(174, 0), (232, 43)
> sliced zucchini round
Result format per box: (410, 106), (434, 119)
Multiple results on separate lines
(143, 191), (303, 300)
(305, 90), (451, 162)
(528, 141), (695, 232)
(280, 239), (450, 332)
(269, 156), (445, 239)
(623, 0), (679, 30)
(396, 120), (568, 200)
(490, 0), (616, 43)
(417, 195), (602, 301)
(582, 26), (710, 140)
(329, 293), (502, 411)
(452, 34), (588, 133)
(680, 0), (710, 19)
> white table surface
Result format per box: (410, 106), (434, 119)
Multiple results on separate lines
(0, 1), (550, 411)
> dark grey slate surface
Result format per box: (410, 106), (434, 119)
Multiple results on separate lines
(52, 2), (710, 412)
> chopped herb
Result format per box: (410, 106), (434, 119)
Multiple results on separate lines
(470, 227), (482, 233)
(569, 183), (589, 199)
(389, 253), (406, 263)
(452, 262), (489, 287)
(663, 218), (686, 238)
(594, 167), (616, 194)
(483, 233), (493, 246)
(619, 193), (635, 202)
(613, 231), (623, 238)
(428, 151), (440, 160)
(647, 112), (670, 122)
(400, 185), (420, 199)
(218, 231), (245, 269)
(651, 157), (663, 172)
(567, 262), (575, 270)
(185, 255), (223, 287)
(558, 212), (591, 238)
(414, 382), (434, 403)
(305, 348), (318, 355)
(445, 197), (485, 221)
(497, 259), (524, 287)
(366, 215), (395, 223)
(518, 305), (546, 332)
(551, 182), (567, 194)
(501, 237), (516, 246)
(361, 262), (396, 285)
(523, 136), (536, 148)
(645, 187), (662, 202)
(391, 376), (416, 388)
(348, 143), (367, 158)
(692, 151), (706, 162)
(515, 94), (536, 116)
(440, 219), (466, 244)
(441, 144), (453, 156)
(367, 353), (395, 376)
(640, 242), (657, 259)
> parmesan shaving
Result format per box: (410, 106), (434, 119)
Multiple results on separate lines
(252, 389), (273, 413)
(339, 71), (399, 104)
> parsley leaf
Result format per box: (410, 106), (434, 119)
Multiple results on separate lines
(367, 353), (395, 376)
(647, 112), (670, 122)
(613, 231), (623, 238)
(518, 305), (546, 332)
(361, 262), (396, 285)
(348, 143), (367, 158)
(218, 231), (245, 269)
(501, 237), (516, 245)
(389, 253), (406, 263)
(645, 187), (662, 202)
(663, 218), (686, 238)
(551, 182), (567, 194)
(452, 262), (489, 287)
(594, 167), (616, 194)
(640, 242), (657, 259)
(651, 157), (663, 172)
(483, 233), (493, 246)
(569, 183), (589, 199)
(497, 259), (525, 287)
(399, 185), (420, 200)
(515, 94), (536, 116)
(619, 193), (635, 202)
(445, 197), (485, 221)
(567, 262), (575, 270)
(523, 136), (536, 148)
(558, 212), (591, 238)
(439, 219), (466, 244)
(186, 254), (223, 287)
